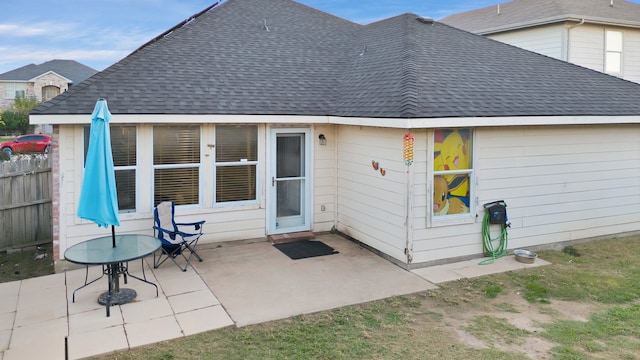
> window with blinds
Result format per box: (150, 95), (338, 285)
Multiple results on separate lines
(153, 125), (200, 206)
(215, 125), (258, 204)
(83, 125), (137, 212)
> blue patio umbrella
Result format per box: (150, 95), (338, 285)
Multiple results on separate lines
(77, 98), (120, 247)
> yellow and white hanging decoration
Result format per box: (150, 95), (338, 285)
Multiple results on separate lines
(403, 133), (414, 166)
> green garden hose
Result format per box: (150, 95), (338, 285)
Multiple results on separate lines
(480, 211), (508, 265)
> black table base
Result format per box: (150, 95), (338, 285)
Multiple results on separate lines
(71, 259), (158, 317)
(98, 288), (137, 305)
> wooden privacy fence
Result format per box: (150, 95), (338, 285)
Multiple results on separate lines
(0, 155), (53, 251)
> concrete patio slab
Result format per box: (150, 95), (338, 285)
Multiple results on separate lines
(193, 234), (438, 326)
(68, 325), (128, 360)
(0, 282), (19, 315)
(125, 315), (183, 348)
(62, 258), (233, 358)
(411, 254), (551, 284)
(176, 305), (235, 336)
(0, 233), (553, 359)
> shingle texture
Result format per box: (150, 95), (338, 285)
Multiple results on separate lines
(440, 0), (640, 34)
(32, 0), (640, 118)
(0, 60), (98, 84)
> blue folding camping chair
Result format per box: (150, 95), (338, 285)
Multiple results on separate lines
(153, 201), (205, 271)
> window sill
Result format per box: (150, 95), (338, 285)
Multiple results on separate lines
(429, 213), (478, 228)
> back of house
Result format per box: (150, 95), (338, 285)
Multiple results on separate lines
(30, 0), (640, 269)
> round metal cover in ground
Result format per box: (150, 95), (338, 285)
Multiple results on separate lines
(98, 288), (137, 305)
(513, 249), (537, 264)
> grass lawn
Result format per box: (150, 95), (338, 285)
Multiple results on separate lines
(3, 236), (639, 359)
(0, 242), (54, 282)
(85, 235), (640, 360)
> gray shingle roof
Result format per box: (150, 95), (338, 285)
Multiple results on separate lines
(32, 0), (640, 118)
(0, 60), (98, 84)
(440, 0), (640, 34)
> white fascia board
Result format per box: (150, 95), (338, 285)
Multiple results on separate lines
(30, 113), (640, 126)
(405, 115), (640, 127)
(328, 116), (412, 128)
(475, 15), (640, 35)
(29, 71), (73, 83)
(327, 115), (640, 128)
(29, 113), (330, 125)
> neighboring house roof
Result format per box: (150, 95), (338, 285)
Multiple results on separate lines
(0, 60), (98, 84)
(440, 0), (640, 35)
(32, 0), (640, 119)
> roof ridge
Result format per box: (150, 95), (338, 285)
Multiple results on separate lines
(125, 0), (224, 62)
(399, 15), (420, 118)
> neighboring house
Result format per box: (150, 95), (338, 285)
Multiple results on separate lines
(0, 60), (98, 110)
(440, 0), (640, 83)
(31, 0), (640, 269)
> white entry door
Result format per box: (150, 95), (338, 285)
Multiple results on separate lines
(268, 128), (311, 234)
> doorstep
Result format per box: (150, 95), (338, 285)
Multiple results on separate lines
(268, 231), (315, 244)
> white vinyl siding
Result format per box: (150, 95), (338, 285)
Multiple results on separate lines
(335, 125), (411, 263)
(489, 25), (565, 60)
(410, 125), (640, 265)
(61, 122), (336, 257)
(567, 24), (604, 72)
(483, 24), (640, 84)
(312, 124), (338, 233)
(568, 25), (640, 82)
(624, 28), (640, 83)
(56, 120), (640, 265)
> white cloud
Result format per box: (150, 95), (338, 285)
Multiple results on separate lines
(0, 24), (49, 37)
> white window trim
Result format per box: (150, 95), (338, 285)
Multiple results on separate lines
(604, 29), (623, 75)
(3, 82), (27, 99)
(76, 125), (141, 223)
(151, 125), (203, 208)
(212, 125), (260, 207)
(427, 129), (477, 228)
(76, 124), (265, 223)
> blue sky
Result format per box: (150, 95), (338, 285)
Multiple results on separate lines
(1, 0), (638, 74)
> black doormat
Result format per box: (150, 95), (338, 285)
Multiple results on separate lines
(273, 240), (339, 260)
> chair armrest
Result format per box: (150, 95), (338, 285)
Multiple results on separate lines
(153, 226), (177, 241)
(175, 220), (206, 231)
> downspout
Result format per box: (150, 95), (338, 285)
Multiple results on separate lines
(566, 19), (585, 62)
(405, 155), (414, 266)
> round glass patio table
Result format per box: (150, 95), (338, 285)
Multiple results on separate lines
(65, 234), (160, 264)
(65, 234), (161, 316)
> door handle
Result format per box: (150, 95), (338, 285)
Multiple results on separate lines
(272, 177), (275, 187)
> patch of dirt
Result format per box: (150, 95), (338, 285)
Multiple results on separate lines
(415, 289), (598, 359)
(548, 300), (597, 322)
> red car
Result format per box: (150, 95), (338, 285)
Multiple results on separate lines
(1, 134), (51, 155)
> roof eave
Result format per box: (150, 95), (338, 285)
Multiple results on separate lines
(474, 14), (640, 35)
(29, 113), (640, 128)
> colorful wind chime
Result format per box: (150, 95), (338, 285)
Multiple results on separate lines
(403, 133), (414, 166)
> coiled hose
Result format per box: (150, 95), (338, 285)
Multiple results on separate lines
(479, 211), (508, 265)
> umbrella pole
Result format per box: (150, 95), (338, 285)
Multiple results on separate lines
(112, 225), (116, 248)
